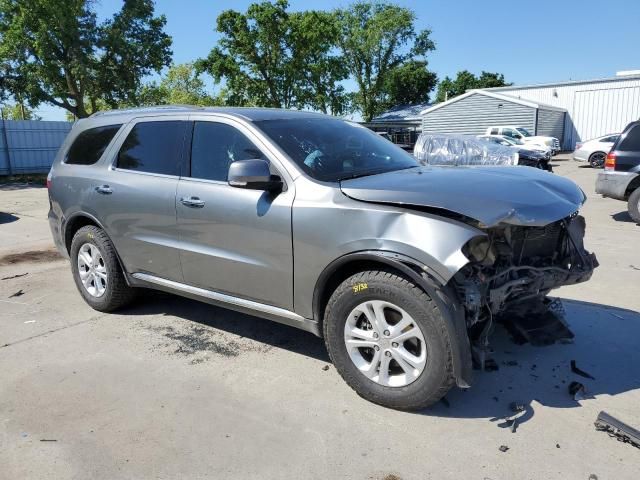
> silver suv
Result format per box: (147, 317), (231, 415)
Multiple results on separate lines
(48, 107), (597, 410)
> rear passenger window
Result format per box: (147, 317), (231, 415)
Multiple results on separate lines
(65, 124), (122, 165)
(490, 128), (499, 135)
(190, 122), (266, 181)
(117, 121), (187, 176)
(618, 125), (640, 152)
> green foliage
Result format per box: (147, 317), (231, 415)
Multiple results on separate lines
(138, 63), (221, 107)
(197, 0), (349, 114)
(383, 60), (437, 107)
(0, 0), (172, 118)
(0, 102), (40, 120)
(335, 2), (435, 121)
(435, 70), (511, 103)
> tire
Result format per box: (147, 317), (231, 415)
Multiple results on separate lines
(588, 151), (606, 168)
(70, 225), (136, 312)
(323, 270), (455, 410)
(628, 188), (640, 224)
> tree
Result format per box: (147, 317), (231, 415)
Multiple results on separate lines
(335, 2), (435, 121)
(435, 70), (511, 103)
(383, 60), (437, 107)
(139, 63), (220, 107)
(197, 0), (348, 114)
(0, 0), (172, 118)
(0, 102), (40, 120)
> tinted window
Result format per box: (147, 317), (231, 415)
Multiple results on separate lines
(601, 135), (619, 143)
(490, 128), (499, 135)
(117, 121), (187, 175)
(190, 122), (266, 181)
(65, 124), (122, 165)
(255, 118), (418, 182)
(618, 125), (640, 152)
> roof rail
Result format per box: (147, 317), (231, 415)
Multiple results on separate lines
(89, 105), (205, 117)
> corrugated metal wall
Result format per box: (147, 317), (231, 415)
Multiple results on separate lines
(0, 120), (71, 175)
(422, 92), (536, 136)
(536, 109), (565, 141)
(488, 77), (640, 149)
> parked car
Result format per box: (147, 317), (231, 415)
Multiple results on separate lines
(48, 107), (597, 410)
(595, 121), (640, 222)
(573, 134), (620, 168)
(414, 133), (518, 167)
(481, 134), (552, 159)
(477, 135), (552, 171)
(486, 126), (560, 154)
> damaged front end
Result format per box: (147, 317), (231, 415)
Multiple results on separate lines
(453, 213), (598, 364)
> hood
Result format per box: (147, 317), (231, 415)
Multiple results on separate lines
(340, 166), (585, 227)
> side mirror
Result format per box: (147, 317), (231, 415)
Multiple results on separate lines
(228, 159), (283, 192)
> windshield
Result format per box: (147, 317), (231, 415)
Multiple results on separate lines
(254, 118), (418, 182)
(515, 127), (533, 137)
(501, 136), (523, 146)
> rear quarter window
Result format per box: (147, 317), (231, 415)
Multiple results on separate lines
(65, 124), (122, 165)
(618, 125), (640, 152)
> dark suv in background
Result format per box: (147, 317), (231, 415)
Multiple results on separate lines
(596, 121), (640, 223)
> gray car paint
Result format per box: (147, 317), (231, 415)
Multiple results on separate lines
(48, 106), (585, 331)
(341, 165), (585, 227)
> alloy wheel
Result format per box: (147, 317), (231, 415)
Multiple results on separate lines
(77, 243), (108, 297)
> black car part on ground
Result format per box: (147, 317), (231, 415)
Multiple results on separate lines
(453, 214), (597, 352)
(517, 149), (552, 171)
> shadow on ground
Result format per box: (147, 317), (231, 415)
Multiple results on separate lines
(0, 212), (19, 224)
(425, 299), (640, 424)
(117, 290), (329, 362)
(612, 211), (637, 224)
(115, 291), (640, 424)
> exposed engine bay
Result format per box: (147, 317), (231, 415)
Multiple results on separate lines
(453, 213), (598, 358)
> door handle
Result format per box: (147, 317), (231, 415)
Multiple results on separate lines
(180, 196), (205, 208)
(95, 185), (113, 195)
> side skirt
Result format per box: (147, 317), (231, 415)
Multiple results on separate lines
(130, 272), (321, 337)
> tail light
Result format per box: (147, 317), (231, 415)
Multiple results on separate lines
(575, 142), (583, 150)
(46, 171), (52, 189)
(605, 152), (616, 171)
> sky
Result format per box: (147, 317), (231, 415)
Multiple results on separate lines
(34, 0), (640, 120)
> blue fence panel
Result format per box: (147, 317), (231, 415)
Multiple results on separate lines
(0, 119), (72, 175)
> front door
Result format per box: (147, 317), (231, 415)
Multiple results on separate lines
(176, 118), (295, 309)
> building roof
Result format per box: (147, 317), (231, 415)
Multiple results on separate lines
(484, 73), (640, 92)
(371, 102), (431, 123)
(420, 90), (566, 116)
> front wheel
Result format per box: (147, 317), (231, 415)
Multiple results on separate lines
(323, 270), (455, 410)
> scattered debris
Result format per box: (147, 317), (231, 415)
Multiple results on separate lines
(1, 272), (28, 280)
(594, 411), (640, 449)
(322, 365), (330, 371)
(40, 439), (57, 442)
(556, 443), (560, 449)
(498, 445), (509, 452)
(440, 397), (450, 408)
(571, 360), (595, 380)
(630, 264), (640, 271)
(495, 403), (526, 433)
(568, 381), (585, 400)
(588, 475), (598, 480)
(9, 289), (24, 298)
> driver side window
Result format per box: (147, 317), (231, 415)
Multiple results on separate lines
(190, 121), (266, 181)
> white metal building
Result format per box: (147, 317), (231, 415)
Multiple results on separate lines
(484, 73), (640, 149)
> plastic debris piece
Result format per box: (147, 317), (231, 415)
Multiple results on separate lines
(568, 381), (585, 400)
(322, 365), (330, 371)
(571, 360), (595, 380)
(499, 445), (509, 452)
(1, 273), (28, 280)
(594, 411), (640, 449)
(9, 289), (24, 298)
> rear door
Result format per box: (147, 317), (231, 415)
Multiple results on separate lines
(176, 116), (295, 309)
(612, 123), (640, 173)
(93, 117), (190, 281)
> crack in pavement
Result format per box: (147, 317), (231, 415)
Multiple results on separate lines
(0, 314), (104, 350)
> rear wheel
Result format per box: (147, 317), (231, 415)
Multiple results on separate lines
(628, 188), (640, 224)
(588, 151), (606, 168)
(323, 270), (455, 410)
(70, 225), (136, 312)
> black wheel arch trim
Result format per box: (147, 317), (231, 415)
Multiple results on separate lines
(63, 212), (132, 286)
(313, 250), (473, 388)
